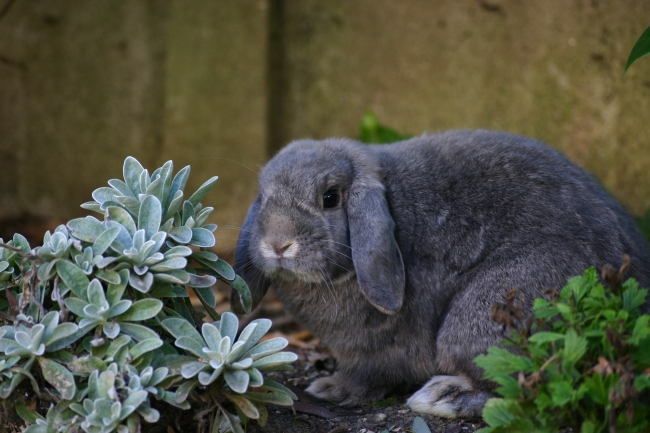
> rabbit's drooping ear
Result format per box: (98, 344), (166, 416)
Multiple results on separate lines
(232, 195), (270, 314)
(348, 182), (405, 314)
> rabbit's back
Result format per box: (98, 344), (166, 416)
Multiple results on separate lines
(374, 130), (650, 292)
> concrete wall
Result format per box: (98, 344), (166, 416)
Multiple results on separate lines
(1, 0), (650, 253)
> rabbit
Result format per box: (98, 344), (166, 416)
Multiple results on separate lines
(231, 129), (650, 419)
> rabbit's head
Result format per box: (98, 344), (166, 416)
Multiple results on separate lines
(233, 139), (405, 315)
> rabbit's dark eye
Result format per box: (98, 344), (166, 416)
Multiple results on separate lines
(323, 188), (340, 208)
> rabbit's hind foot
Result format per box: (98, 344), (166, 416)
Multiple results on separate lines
(306, 373), (388, 407)
(406, 375), (491, 419)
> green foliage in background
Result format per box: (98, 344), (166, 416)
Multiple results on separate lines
(474, 264), (650, 433)
(0, 157), (297, 433)
(625, 26), (650, 74)
(358, 111), (412, 144)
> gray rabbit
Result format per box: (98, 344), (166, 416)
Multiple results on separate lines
(232, 130), (650, 418)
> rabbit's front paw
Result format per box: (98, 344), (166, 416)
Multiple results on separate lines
(406, 375), (492, 419)
(306, 373), (381, 407)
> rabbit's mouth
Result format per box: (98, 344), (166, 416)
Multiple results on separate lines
(267, 266), (324, 284)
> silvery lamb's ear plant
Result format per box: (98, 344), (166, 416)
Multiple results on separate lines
(0, 157), (297, 433)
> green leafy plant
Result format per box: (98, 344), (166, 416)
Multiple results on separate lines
(358, 111), (412, 144)
(0, 157), (297, 433)
(474, 260), (650, 433)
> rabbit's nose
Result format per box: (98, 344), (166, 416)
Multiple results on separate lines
(273, 241), (295, 258)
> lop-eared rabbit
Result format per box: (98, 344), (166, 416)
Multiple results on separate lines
(232, 130), (650, 418)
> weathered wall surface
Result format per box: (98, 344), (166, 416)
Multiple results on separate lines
(275, 0), (650, 214)
(1, 0), (650, 252)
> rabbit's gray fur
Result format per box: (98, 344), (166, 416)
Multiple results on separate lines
(232, 130), (650, 418)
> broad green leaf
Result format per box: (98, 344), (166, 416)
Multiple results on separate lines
(188, 176), (218, 207)
(583, 373), (608, 405)
(625, 26), (650, 73)
(528, 332), (565, 344)
(116, 298), (163, 321)
(138, 195), (162, 241)
(549, 380), (574, 407)
(56, 260), (90, 301)
(480, 398), (518, 428)
(38, 358), (76, 400)
(563, 329), (587, 369)
(474, 347), (534, 379)
(629, 315), (650, 345)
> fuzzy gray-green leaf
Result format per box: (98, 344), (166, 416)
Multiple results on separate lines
(161, 318), (204, 346)
(138, 195), (162, 241)
(116, 299), (163, 322)
(232, 275), (252, 314)
(38, 358), (76, 400)
(168, 226), (193, 244)
(193, 255), (235, 281)
(119, 322), (160, 342)
(56, 260), (90, 301)
(189, 228), (215, 248)
(67, 217), (104, 243)
(107, 206), (137, 236)
(124, 156), (145, 196)
(92, 226), (120, 256)
(224, 369), (249, 394)
(187, 176), (218, 207)
(130, 338), (163, 360)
